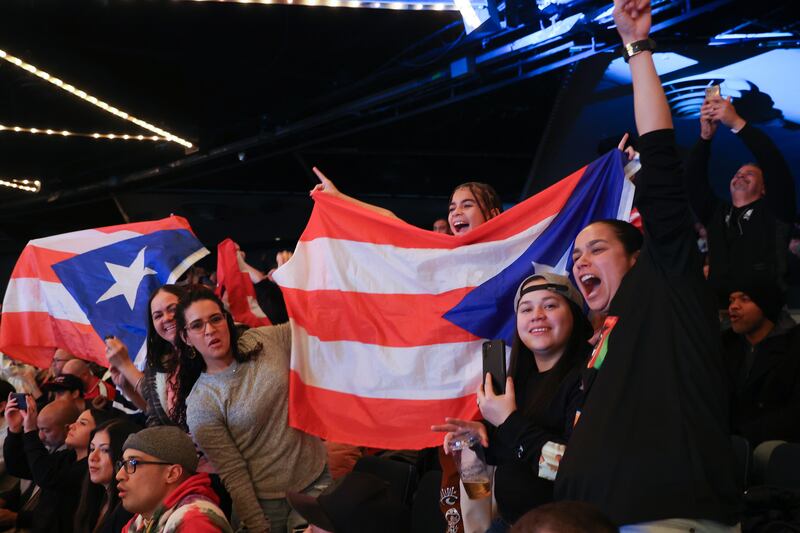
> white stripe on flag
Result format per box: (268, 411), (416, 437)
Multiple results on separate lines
(3, 278), (91, 324)
(275, 215), (554, 294)
(29, 229), (145, 254)
(291, 321), (483, 400)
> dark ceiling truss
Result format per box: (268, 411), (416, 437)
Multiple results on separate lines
(0, 0), (759, 216)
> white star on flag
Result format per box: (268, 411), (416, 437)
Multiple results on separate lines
(96, 247), (157, 310)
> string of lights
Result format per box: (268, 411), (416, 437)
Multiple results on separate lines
(0, 48), (193, 149)
(0, 178), (41, 193)
(0, 124), (170, 142)
(186, 0), (452, 11)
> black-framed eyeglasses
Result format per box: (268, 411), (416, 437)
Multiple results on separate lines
(116, 458), (172, 474)
(185, 313), (226, 334)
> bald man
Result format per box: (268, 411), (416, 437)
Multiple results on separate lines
(36, 399), (79, 451)
(62, 358), (116, 402)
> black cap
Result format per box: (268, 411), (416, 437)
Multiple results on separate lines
(288, 472), (410, 533)
(42, 374), (84, 395)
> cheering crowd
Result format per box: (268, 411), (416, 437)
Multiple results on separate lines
(0, 1), (798, 532)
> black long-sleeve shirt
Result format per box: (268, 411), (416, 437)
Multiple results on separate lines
(685, 123), (796, 304)
(3, 430), (85, 532)
(485, 360), (584, 524)
(555, 129), (741, 526)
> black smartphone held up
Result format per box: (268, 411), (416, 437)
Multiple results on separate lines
(10, 393), (27, 411)
(482, 339), (507, 395)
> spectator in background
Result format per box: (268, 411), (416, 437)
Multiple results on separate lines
(75, 418), (141, 533)
(42, 373), (87, 412)
(50, 349), (76, 379)
(686, 86), (796, 308)
(4, 397), (112, 532)
(432, 218), (450, 234)
(722, 284), (800, 480)
(3, 398), (79, 531)
(117, 426), (232, 533)
(0, 381), (19, 496)
(62, 358), (117, 402)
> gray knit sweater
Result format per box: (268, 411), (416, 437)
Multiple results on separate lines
(186, 322), (326, 532)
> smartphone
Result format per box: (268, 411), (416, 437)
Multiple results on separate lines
(704, 84), (721, 100)
(10, 393), (27, 411)
(482, 339), (507, 395)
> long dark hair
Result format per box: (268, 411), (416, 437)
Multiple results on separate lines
(450, 182), (503, 223)
(590, 219), (643, 255)
(145, 284), (187, 373)
(172, 285), (262, 429)
(508, 298), (592, 423)
(74, 418), (142, 533)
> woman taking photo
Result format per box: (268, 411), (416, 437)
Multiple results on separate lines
(76, 418), (142, 533)
(554, 1), (740, 530)
(434, 273), (592, 531)
(178, 285), (327, 533)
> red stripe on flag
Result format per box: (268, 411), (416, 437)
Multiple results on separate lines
(0, 312), (106, 368)
(93, 215), (195, 235)
(10, 246), (75, 282)
(302, 166), (585, 247)
(282, 287), (480, 346)
(288, 371), (480, 449)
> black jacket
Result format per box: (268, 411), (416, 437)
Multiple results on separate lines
(3, 430), (87, 533)
(685, 123), (796, 305)
(485, 357), (585, 524)
(722, 320), (800, 446)
(555, 130), (741, 526)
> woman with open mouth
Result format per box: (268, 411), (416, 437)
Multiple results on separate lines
(553, 1), (741, 531)
(177, 285), (328, 533)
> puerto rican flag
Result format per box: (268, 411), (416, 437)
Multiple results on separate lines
(273, 149), (634, 449)
(0, 216), (208, 369)
(216, 238), (272, 328)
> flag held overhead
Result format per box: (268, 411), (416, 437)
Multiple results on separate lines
(0, 216), (208, 369)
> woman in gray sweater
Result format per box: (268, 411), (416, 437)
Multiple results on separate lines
(178, 286), (328, 533)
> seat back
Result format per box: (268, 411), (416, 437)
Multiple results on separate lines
(354, 455), (418, 506)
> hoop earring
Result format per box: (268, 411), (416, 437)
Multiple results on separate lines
(189, 347), (198, 360)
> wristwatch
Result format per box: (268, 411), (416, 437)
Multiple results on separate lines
(622, 38), (656, 63)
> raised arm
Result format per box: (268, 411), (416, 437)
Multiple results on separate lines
(311, 167), (400, 220)
(614, 0), (696, 274)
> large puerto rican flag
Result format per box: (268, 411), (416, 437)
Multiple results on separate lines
(0, 216), (208, 369)
(273, 150), (634, 449)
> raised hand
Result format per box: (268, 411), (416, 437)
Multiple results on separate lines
(613, 0), (652, 44)
(617, 133), (636, 161)
(477, 374), (517, 427)
(310, 167), (341, 197)
(706, 96), (746, 131)
(21, 395), (38, 433)
(4, 393), (23, 433)
(105, 336), (130, 369)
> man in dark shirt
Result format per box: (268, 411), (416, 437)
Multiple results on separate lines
(686, 94), (796, 307)
(722, 285), (800, 448)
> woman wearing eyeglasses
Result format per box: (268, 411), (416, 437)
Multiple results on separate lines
(177, 285), (327, 533)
